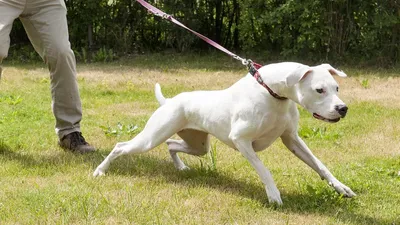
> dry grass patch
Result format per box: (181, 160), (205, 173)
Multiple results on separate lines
(95, 102), (155, 117)
(339, 76), (400, 108)
(347, 118), (400, 157)
(77, 64), (244, 90)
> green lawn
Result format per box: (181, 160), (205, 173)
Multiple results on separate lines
(0, 54), (399, 224)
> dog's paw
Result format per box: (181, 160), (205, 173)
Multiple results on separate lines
(268, 195), (283, 206)
(329, 180), (356, 197)
(177, 165), (190, 171)
(93, 167), (106, 177)
(266, 186), (283, 205)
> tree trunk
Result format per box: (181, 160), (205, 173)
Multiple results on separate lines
(215, 0), (222, 43)
(88, 23), (93, 62)
(233, 0), (240, 50)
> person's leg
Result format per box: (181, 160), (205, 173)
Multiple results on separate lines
(20, 0), (94, 153)
(0, 0), (24, 79)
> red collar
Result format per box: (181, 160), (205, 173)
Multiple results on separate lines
(249, 63), (287, 100)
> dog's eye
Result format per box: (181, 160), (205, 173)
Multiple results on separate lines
(336, 87), (339, 92)
(316, 88), (324, 94)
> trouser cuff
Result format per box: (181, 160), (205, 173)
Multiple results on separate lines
(57, 127), (81, 140)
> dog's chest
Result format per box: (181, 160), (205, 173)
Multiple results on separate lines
(259, 112), (288, 131)
(250, 106), (293, 151)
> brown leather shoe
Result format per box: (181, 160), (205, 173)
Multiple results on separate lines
(59, 132), (95, 153)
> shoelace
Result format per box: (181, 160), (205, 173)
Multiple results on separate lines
(69, 132), (88, 147)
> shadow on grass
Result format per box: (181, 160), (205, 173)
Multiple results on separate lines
(0, 142), (389, 224)
(102, 152), (388, 225)
(0, 141), (40, 167)
(0, 140), (106, 171)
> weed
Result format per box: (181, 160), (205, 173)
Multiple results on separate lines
(99, 122), (138, 137)
(39, 78), (50, 83)
(93, 47), (116, 63)
(305, 184), (347, 206)
(198, 141), (218, 172)
(361, 78), (370, 88)
(0, 95), (23, 105)
(208, 141), (218, 171)
(300, 126), (327, 138)
(299, 126), (343, 141)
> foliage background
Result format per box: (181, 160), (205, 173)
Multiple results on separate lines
(7, 0), (400, 66)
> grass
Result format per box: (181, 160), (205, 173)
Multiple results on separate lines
(0, 54), (399, 224)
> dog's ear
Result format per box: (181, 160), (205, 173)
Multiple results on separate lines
(318, 64), (347, 77)
(286, 65), (313, 87)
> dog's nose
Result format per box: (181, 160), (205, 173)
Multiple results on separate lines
(335, 105), (348, 117)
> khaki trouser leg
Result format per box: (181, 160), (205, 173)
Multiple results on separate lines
(0, 0), (24, 78)
(19, 0), (81, 139)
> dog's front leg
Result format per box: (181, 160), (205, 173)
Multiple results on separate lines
(281, 132), (356, 197)
(230, 134), (282, 205)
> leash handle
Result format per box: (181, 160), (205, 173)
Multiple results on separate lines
(136, 0), (249, 65)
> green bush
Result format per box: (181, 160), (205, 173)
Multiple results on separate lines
(7, 0), (399, 66)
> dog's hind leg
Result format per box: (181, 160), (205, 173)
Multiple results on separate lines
(166, 129), (210, 170)
(93, 104), (186, 176)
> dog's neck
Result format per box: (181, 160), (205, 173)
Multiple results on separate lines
(258, 74), (302, 104)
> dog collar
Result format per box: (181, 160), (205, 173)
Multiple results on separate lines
(249, 63), (288, 100)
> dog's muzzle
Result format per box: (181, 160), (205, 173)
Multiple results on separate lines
(335, 105), (348, 118)
(312, 105), (348, 123)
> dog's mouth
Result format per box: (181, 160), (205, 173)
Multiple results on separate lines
(313, 113), (340, 123)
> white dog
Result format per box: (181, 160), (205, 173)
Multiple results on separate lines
(93, 62), (356, 205)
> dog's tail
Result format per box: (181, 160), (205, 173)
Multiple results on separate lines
(155, 83), (166, 106)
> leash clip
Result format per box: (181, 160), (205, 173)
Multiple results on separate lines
(248, 62), (258, 76)
(233, 55), (252, 67)
(245, 59), (253, 69)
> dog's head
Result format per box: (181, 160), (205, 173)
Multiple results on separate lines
(286, 64), (347, 123)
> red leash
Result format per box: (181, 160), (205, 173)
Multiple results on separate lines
(136, 0), (248, 64)
(136, 0), (287, 100)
